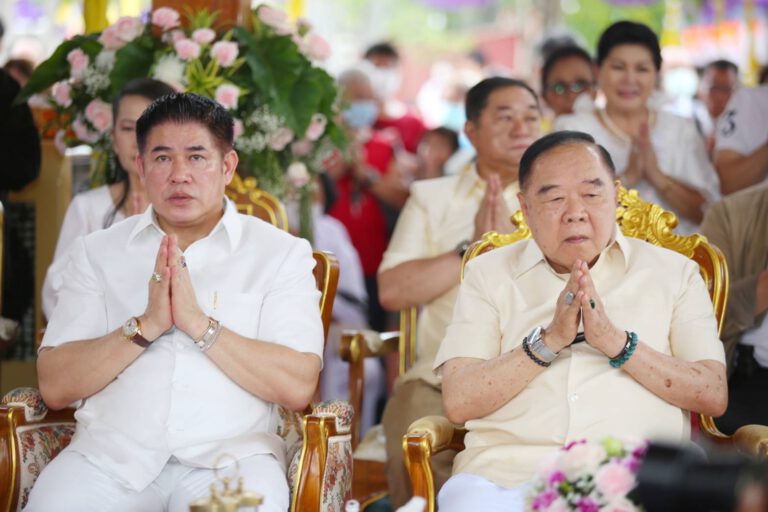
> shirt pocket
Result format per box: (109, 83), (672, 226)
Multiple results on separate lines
(209, 291), (264, 339)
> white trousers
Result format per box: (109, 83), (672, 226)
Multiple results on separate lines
(24, 449), (288, 512)
(437, 473), (531, 512)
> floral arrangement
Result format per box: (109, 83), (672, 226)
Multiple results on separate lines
(18, 4), (342, 228)
(527, 437), (648, 512)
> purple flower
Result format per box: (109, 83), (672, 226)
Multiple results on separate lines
(577, 496), (600, 512)
(532, 489), (558, 510)
(548, 471), (566, 487)
(563, 439), (587, 451)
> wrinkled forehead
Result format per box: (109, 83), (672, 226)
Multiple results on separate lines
(527, 143), (613, 189)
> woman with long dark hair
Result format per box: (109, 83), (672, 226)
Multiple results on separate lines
(42, 78), (175, 319)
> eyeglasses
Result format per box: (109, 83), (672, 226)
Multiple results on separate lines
(546, 80), (595, 96)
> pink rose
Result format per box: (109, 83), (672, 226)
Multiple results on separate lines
(269, 127), (294, 151)
(113, 16), (143, 43)
(168, 29), (186, 43)
(210, 41), (238, 67)
(214, 84), (240, 110)
(257, 5), (293, 35)
(192, 28), (216, 45)
(291, 138), (313, 157)
(545, 498), (568, 512)
(287, 162), (310, 187)
(84, 99), (113, 134)
(559, 443), (606, 480)
(151, 7), (180, 31)
(66, 49), (89, 81)
(72, 116), (100, 144)
(304, 113), (327, 141)
(98, 25), (125, 50)
(305, 33), (331, 61)
(232, 118), (245, 139)
(174, 39), (201, 61)
(594, 462), (635, 500)
(51, 81), (72, 107)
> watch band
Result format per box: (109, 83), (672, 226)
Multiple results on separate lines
(526, 326), (558, 363)
(455, 240), (471, 258)
(126, 317), (152, 348)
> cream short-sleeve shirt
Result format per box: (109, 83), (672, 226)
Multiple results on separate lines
(434, 230), (725, 489)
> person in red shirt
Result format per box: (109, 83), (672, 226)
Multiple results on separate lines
(327, 69), (409, 330)
(361, 42), (427, 156)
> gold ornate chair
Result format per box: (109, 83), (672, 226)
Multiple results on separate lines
(1, 183), (353, 512)
(338, 308), (417, 504)
(225, 173), (289, 231)
(402, 186), (768, 512)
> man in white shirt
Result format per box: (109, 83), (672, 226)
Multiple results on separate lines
(26, 93), (324, 512)
(377, 77), (542, 507)
(714, 84), (768, 194)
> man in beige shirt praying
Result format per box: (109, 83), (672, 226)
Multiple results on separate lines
(378, 77), (542, 505)
(434, 130), (727, 510)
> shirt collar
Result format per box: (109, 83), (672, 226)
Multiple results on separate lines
(511, 224), (631, 278)
(126, 198), (242, 252)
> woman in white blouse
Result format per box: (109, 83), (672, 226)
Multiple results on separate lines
(42, 78), (175, 319)
(555, 21), (720, 234)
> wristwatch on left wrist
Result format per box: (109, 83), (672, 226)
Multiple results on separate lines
(122, 316), (152, 348)
(526, 326), (558, 363)
(455, 239), (471, 259)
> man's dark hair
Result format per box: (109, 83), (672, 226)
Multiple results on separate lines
(541, 45), (594, 91)
(136, 93), (234, 155)
(760, 65), (768, 85)
(363, 42), (399, 62)
(424, 126), (460, 153)
(465, 77), (539, 122)
(519, 130), (615, 190)
(705, 59), (738, 76)
(597, 21), (662, 71)
(0, 17), (5, 42)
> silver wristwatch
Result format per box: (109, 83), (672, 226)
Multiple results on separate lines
(526, 326), (558, 363)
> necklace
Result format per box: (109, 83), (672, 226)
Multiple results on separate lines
(597, 108), (656, 146)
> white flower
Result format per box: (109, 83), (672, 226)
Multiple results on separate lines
(83, 67), (111, 95)
(95, 50), (116, 71)
(287, 161), (310, 187)
(559, 443), (606, 481)
(152, 54), (186, 89)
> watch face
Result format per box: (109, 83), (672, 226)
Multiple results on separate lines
(122, 317), (138, 338)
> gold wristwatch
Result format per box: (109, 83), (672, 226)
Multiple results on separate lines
(122, 317), (152, 348)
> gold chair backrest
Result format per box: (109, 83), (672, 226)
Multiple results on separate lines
(225, 173), (289, 231)
(462, 185), (729, 437)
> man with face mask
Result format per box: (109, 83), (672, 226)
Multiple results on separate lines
(328, 69), (409, 332)
(377, 77), (543, 507)
(361, 42), (426, 156)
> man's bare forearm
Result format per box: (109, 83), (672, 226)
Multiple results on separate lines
(37, 330), (144, 410)
(622, 342), (727, 417)
(715, 146), (768, 195)
(206, 329), (322, 411)
(378, 252), (462, 311)
(441, 351), (547, 424)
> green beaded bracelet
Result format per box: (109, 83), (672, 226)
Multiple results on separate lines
(609, 331), (638, 368)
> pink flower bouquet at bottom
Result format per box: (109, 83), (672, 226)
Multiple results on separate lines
(527, 437), (648, 512)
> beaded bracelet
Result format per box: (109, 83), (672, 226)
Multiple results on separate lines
(609, 331), (638, 368)
(523, 338), (551, 367)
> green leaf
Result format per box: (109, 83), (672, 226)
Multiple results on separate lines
(109, 38), (155, 95)
(16, 35), (101, 103)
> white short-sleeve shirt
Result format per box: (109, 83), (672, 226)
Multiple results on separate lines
(715, 84), (768, 178)
(41, 199), (324, 491)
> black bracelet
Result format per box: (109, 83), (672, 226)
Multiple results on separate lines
(522, 338), (551, 367)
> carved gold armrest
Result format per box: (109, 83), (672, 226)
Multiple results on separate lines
(403, 416), (466, 512)
(339, 330), (399, 449)
(733, 424), (768, 458)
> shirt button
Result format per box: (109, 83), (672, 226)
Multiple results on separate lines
(569, 394), (579, 402)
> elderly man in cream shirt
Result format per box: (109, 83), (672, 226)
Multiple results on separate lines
(377, 77), (543, 506)
(25, 94), (323, 512)
(434, 130), (727, 510)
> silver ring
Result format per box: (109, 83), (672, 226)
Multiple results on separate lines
(564, 291), (575, 306)
(150, 272), (162, 283)
(180, 256), (187, 269)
